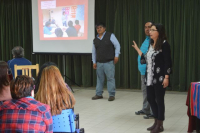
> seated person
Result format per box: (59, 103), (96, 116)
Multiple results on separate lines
(66, 21), (78, 37)
(7, 46), (32, 78)
(43, 21), (52, 35)
(74, 20), (81, 33)
(35, 66), (75, 119)
(55, 28), (63, 37)
(0, 75), (53, 132)
(34, 62), (72, 94)
(0, 61), (12, 103)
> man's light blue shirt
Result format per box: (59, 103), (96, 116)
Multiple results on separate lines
(138, 36), (150, 75)
(92, 31), (120, 64)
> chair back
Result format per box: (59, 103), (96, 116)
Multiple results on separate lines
(52, 109), (76, 132)
(14, 64), (39, 79)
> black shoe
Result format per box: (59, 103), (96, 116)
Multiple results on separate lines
(135, 110), (146, 115)
(108, 96), (115, 101)
(144, 114), (154, 119)
(92, 95), (103, 100)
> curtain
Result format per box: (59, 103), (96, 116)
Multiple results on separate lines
(0, 0), (200, 91)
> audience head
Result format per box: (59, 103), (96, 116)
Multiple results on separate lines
(10, 75), (34, 99)
(144, 21), (154, 36)
(68, 21), (73, 27)
(63, 11), (65, 15)
(35, 65), (75, 116)
(45, 21), (51, 27)
(75, 20), (79, 25)
(0, 61), (9, 92)
(35, 62), (57, 94)
(55, 28), (63, 37)
(150, 23), (167, 51)
(12, 46), (24, 58)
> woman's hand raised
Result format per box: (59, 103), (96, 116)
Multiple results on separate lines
(132, 41), (139, 51)
(132, 41), (142, 56)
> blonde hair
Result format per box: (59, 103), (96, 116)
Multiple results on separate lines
(35, 66), (75, 116)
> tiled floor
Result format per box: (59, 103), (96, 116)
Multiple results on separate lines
(73, 87), (189, 133)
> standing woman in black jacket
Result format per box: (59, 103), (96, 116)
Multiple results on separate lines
(132, 23), (172, 133)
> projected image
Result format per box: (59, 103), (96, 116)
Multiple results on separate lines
(38, 0), (88, 40)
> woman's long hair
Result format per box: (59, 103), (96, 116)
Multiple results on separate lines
(150, 23), (167, 51)
(0, 61), (9, 93)
(34, 62), (57, 94)
(35, 66), (75, 116)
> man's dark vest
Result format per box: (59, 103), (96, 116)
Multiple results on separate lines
(93, 32), (115, 63)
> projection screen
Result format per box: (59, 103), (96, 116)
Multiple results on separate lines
(32, 0), (95, 53)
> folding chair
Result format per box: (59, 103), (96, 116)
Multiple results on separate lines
(53, 109), (84, 133)
(14, 64), (39, 79)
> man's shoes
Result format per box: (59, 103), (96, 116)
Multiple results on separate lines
(135, 110), (146, 115)
(108, 96), (115, 101)
(92, 95), (103, 100)
(144, 114), (154, 119)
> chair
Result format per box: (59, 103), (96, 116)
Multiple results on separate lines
(53, 109), (84, 133)
(74, 113), (84, 133)
(14, 64), (39, 79)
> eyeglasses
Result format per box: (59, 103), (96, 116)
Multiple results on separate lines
(149, 29), (157, 32)
(144, 26), (151, 29)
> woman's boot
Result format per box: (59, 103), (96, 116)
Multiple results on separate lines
(147, 119), (157, 131)
(151, 120), (164, 133)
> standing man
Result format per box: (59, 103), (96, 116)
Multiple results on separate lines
(135, 21), (154, 119)
(92, 22), (120, 101)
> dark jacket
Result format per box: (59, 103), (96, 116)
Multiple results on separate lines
(141, 41), (172, 86)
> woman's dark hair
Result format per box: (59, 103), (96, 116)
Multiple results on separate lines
(10, 75), (34, 99)
(150, 23), (167, 51)
(0, 61), (9, 93)
(34, 62), (57, 94)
